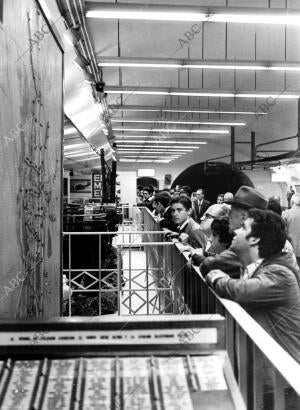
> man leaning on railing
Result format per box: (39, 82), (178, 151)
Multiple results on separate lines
(204, 208), (300, 364)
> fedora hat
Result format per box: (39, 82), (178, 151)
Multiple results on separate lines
(227, 186), (268, 210)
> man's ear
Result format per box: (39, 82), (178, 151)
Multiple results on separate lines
(248, 237), (260, 247)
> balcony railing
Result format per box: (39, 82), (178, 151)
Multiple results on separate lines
(62, 204), (300, 409)
(140, 206), (300, 410)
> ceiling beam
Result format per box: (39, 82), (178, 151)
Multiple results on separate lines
(106, 86), (300, 99)
(98, 57), (300, 71)
(86, 3), (300, 25)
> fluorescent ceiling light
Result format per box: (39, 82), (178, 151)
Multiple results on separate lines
(116, 145), (195, 149)
(118, 149), (193, 152)
(106, 87), (299, 99)
(99, 58), (300, 72)
(113, 128), (228, 134)
(118, 152), (185, 155)
(108, 90), (235, 97)
(115, 140), (207, 145)
(86, 4), (300, 25)
(236, 93), (299, 99)
(112, 119), (246, 126)
(120, 159), (172, 163)
(110, 105), (268, 115)
(121, 156), (180, 158)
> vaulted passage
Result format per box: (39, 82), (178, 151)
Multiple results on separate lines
(172, 162), (254, 202)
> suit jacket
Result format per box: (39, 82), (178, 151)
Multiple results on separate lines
(211, 252), (300, 363)
(282, 208), (300, 257)
(192, 199), (211, 223)
(179, 218), (207, 249)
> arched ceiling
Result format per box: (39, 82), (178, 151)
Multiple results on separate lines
(82, 0), (300, 169)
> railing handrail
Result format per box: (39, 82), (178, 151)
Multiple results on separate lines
(142, 207), (300, 394)
(63, 231), (164, 235)
(116, 242), (175, 247)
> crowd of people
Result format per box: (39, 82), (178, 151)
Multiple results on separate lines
(137, 184), (300, 364)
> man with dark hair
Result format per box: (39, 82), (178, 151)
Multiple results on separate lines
(200, 186), (268, 277)
(192, 188), (211, 223)
(205, 209), (300, 363)
(191, 218), (233, 266)
(153, 191), (177, 231)
(168, 196), (207, 249)
(142, 186), (154, 210)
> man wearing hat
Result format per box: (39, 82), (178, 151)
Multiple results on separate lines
(200, 186), (268, 277)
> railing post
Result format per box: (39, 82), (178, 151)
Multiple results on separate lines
(98, 233), (102, 315)
(252, 346), (265, 410)
(68, 234), (71, 317)
(236, 325), (249, 405)
(117, 245), (122, 315)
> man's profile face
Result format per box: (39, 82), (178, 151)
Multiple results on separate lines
(156, 201), (165, 215)
(143, 191), (150, 200)
(229, 206), (248, 233)
(199, 213), (214, 234)
(196, 189), (204, 201)
(231, 218), (255, 265)
(171, 202), (189, 225)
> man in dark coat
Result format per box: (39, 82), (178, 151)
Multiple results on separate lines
(192, 189), (210, 223)
(205, 209), (300, 363)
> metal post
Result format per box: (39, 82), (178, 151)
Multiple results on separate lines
(101, 149), (107, 202)
(231, 126), (235, 167)
(68, 234), (72, 317)
(117, 245), (122, 315)
(98, 234), (102, 315)
(129, 234), (132, 314)
(110, 160), (117, 203)
(251, 131), (255, 169)
(298, 98), (300, 151)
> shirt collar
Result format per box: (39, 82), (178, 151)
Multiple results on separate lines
(179, 218), (189, 231)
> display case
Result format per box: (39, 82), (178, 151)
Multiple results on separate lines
(0, 315), (245, 410)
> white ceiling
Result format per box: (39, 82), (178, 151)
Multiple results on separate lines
(84, 0), (300, 167)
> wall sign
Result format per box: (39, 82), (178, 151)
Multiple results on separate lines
(92, 171), (103, 199)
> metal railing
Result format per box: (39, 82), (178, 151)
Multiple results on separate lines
(63, 230), (167, 316)
(139, 207), (300, 410)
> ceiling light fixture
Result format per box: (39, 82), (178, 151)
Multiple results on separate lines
(99, 58), (300, 72)
(109, 105), (268, 115)
(114, 140), (207, 145)
(106, 87), (299, 99)
(113, 128), (228, 134)
(86, 3), (300, 25)
(112, 119), (246, 126)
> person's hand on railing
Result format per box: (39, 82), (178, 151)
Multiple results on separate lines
(179, 232), (189, 245)
(164, 230), (179, 240)
(179, 244), (193, 254)
(205, 269), (229, 287)
(190, 248), (206, 266)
